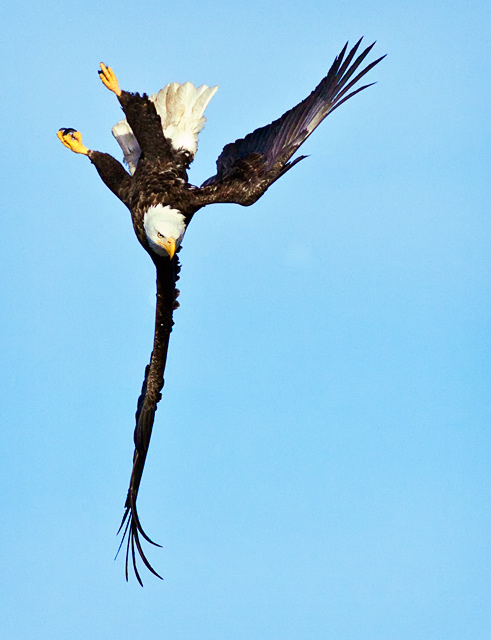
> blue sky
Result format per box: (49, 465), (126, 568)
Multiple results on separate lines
(1, 0), (490, 638)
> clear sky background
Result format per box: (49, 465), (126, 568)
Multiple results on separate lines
(1, 0), (490, 638)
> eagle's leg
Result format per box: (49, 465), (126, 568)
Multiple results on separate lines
(98, 62), (122, 97)
(57, 128), (89, 155)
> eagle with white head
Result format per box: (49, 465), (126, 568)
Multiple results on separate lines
(57, 39), (384, 585)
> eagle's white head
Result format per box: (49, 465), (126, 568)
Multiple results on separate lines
(144, 205), (186, 259)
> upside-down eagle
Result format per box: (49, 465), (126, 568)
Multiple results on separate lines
(58, 39), (384, 585)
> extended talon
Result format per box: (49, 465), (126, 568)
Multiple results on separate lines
(57, 128), (89, 155)
(98, 62), (121, 96)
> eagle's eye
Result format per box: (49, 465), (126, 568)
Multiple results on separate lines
(157, 231), (164, 239)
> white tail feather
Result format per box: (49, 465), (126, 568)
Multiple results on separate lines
(153, 81), (218, 155)
(112, 81), (218, 173)
(111, 120), (141, 175)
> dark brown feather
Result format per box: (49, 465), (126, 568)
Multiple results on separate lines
(118, 91), (195, 173)
(195, 39), (384, 207)
(87, 151), (133, 206)
(116, 255), (180, 584)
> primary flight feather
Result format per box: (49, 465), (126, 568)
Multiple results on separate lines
(57, 38), (385, 585)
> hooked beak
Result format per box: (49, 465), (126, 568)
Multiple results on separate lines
(158, 237), (176, 259)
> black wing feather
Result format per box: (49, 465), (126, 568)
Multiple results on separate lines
(195, 39), (385, 207)
(117, 257), (180, 585)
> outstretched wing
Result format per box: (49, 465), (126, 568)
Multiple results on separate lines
(117, 257), (181, 585)
(194, 39), (385, 207)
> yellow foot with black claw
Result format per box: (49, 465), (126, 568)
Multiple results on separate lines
(98, 62), (121, 96)
(57, 128), (89, 155)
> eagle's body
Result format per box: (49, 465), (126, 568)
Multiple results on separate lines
(58, 39), (384, 585)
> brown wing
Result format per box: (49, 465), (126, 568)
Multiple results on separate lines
(117, 256), (180, 586)
(194, 39), (385, 207)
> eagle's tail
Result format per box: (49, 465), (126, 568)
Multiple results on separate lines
(112, 120), (142, 175)
(153, 82), (218, 156)
(112, 82), (218, 171)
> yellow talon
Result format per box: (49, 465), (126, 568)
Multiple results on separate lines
(98, 62), (121, 96)
(57, 129), (89, 155)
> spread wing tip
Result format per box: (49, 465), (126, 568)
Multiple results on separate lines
(116, 504), (163, 586)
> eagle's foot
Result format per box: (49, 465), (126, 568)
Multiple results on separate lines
(57, 128), (89, 155)
(98, 62), (121, 96)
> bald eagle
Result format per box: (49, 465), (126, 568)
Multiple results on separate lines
(58, 39), (384, 585)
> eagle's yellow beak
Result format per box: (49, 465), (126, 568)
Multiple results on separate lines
(159, 237), (176, 260)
